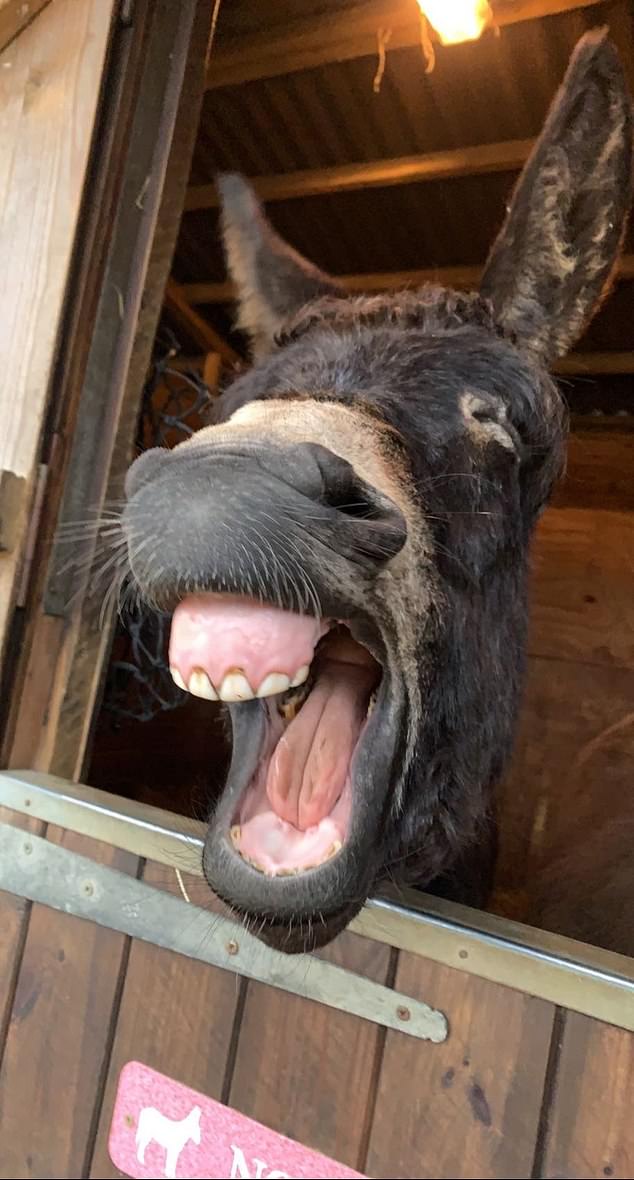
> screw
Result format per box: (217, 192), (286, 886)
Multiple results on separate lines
(81, 880), (95, 897)
(397, 1005), (411, 1022)
(23, 841), (32, 856)
(458, 949), (468, 960)
(226, 939), (239, 956)
(24, 798), (31, 807)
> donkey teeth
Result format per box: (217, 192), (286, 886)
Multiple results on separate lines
(188, 668), (218, 700)
(257, 672), (291, 698)
(290, 664), (310, 688)
(170, 668), (187, 692)
(219, 670), (255, 702)
(279, 681), (311, 721)
(367, 690), (377, 718)
(229, 825), (241, 848)
(328, 840), (343, 859)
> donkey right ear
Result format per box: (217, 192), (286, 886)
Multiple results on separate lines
(218, 173), (342, 357)
(480, 29), (632, 365)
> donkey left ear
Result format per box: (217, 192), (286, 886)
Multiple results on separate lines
(218, 173), (342, 356)
(480, 29), (632, 364)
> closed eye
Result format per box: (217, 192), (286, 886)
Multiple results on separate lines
(460, 392), (524, 457)
(471, 407), (498, 425)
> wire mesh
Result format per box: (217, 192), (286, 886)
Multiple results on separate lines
(101, 326), (217, 724)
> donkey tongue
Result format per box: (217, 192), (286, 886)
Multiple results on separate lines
(266, 662), (374, 831)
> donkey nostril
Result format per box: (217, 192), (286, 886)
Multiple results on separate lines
(124, 447), (168, 499)
(324, 493), (375, 519)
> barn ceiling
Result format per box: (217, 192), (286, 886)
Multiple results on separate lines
(166, 0), (634, 412)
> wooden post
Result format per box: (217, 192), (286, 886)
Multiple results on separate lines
(2, 0), (215, 777)
(0, 0), (117, 699)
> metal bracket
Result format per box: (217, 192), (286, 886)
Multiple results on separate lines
(0, 822), (447, 1044)
(2, 771), (634, 1033)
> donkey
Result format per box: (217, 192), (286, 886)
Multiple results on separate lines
(122, 31), (632, 953)
(136, 1104), (202, 1179)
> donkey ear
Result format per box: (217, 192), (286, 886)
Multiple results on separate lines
(218, 173), (342, 356)
(480, 29), (632, 364)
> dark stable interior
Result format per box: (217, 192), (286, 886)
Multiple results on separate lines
(88, 0), (634, 955)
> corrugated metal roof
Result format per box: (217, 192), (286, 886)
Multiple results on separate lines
(169, 0), (634, 370)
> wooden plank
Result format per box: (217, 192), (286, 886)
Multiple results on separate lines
(228, 932), (393, 1172)
(552, 430), (634, 513)
(183, 266), (483, 305)
(495, 658), (634, 932)
(3, 0), (216, 779)
(555, 351), (634, 375)
(206, 0), (605, 88)
(165, 278), (241, 365)
(0, 0), (51, 54)
(366, 956), (554, 1179)
(88, 861), (244, 1179)
(529, 508), (634, 670)
(0, 807), (43, 1066)
(154, 351), (634, 381)
(0, 0), (158, 763)
(0, 0), (116, 671)
(0, 828), (135, 1179)
(184, 138), (535, 211)
(182, 254), (634, 305)
(202, 350), (222, 391)
(542, 1012), (634, 1178)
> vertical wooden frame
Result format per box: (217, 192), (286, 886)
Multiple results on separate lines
(1, 0), (215, 779)
(0, 0), (118, 690)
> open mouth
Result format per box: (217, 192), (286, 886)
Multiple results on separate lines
(169, 594), (381, 878)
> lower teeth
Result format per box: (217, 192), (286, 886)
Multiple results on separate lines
(228, 830), (343, 876)
(367, 690), (377, 717)
(278, 680), (312, 721)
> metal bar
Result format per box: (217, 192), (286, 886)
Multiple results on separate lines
(0, 822), (446, 1044)
(352, 893), (634, 1032)
(2, 770), (634, 1031)
(0, 771), (205, 872)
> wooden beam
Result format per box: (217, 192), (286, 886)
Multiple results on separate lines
(206, 0), (604, 89)
(182, 265), (480, 304)
(0, 0), (51, 54)
(202, 350), (222, 390)
(181, 254), (634, 305)
(184, 138), (535, 212)
(156, 350), (634, 378)
(164, 278), (240, 366)
(554, 352), (634, 376)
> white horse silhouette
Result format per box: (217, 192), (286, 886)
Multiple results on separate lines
(135, 1103), (202, 1179)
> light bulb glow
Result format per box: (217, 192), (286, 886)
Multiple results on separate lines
(417, 0), (493, 46)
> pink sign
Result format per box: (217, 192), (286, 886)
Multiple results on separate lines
(109, 1061), (367, 1180)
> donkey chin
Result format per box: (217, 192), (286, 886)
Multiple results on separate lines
(122, 30), (632, 952)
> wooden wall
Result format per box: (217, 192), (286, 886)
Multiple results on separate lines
(494, 423), (634, 949)
(1, 820), (634, 1179)
(0, 0), (116, 670)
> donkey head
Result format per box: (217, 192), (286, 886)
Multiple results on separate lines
(124, 31), (632, 951)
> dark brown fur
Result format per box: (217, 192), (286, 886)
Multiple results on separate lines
(123, 32), (633, 951)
